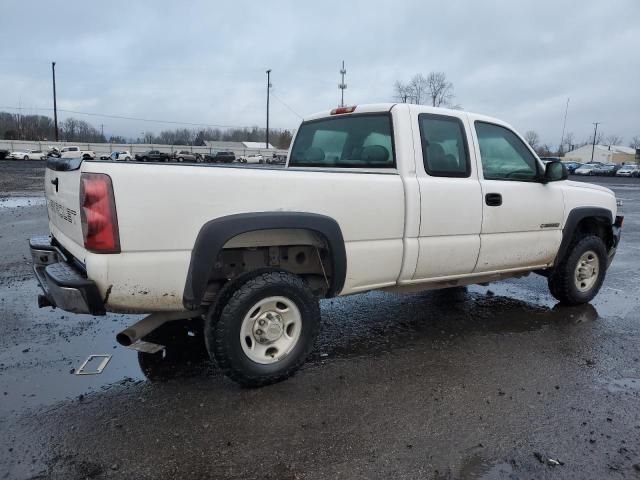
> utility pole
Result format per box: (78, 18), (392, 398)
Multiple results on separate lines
(52, 61), (59, 142)
(559, 97), (569, 154)
(590, 122), (600, 163)
(100, 124), (104, 138)
(266, 69), (271, 149)
(339, 61), (347, 107)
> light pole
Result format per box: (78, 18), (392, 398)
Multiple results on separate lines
(590, 122), (600, 163)
(52, 61), (59, 142)
(266, 69), (272, 149)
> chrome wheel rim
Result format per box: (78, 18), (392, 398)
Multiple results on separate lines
(240, 296), (302, 364)
(574, 250), (599, 292)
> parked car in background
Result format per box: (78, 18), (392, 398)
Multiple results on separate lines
(592, 164), (621, 176)
(47, 147), (61, 158)
(267, 153), (287, 164)
(8, 149), (46, 160)
(60, 146), (96, 159)
(561, 161), (583, 174)
(616, 164), (640, 177)
(238, 154), (264, 164)
(204, 151), (236, 163)
(172, 150), (202, 163)
(0, 149), (9, 159)
(574, 163), (601, 176)
(100, 151), (132, 161)
(134, 150), (171, 162)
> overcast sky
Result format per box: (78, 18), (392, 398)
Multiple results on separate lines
(1, 0), (638, 145)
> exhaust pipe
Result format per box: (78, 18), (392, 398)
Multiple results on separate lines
(116, 310), (204, 347)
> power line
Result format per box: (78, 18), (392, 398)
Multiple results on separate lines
(0, 105), (295, 131)
(270, 91), (302, 119)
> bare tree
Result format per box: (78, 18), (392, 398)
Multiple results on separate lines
(408, 74), (429, 105)
(536, 144), (553, 157)
(587, 131), (605, 145)
(630, 136), (640, 149)
(604, 134), (623, 146)
(393, 71), (457, 107)
(524, 130), (540, 150)
(426, 72), (454, 107)
(393, 80), (413, 103)
(563, 132), (575, 152)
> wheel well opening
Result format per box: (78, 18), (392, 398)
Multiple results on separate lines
(575, 217), (613, 250)
(202, 228), (334, 305)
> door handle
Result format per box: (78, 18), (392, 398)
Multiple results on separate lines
(50, 177), (59, 192)
(485, 193), (502, 206)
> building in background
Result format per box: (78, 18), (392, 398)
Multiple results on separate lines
(564, 144), (636, 164)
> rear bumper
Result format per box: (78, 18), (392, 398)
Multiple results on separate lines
(29, 236), (106, 315)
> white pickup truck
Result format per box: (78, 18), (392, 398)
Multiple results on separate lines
(30, 103), (622, 386)
(60, 145), (96, 160)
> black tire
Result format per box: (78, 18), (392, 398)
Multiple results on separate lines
(205, 271), (320, 387)
(23, 156), (29, 161)
(178, 157), (184, 162)
(141, 157), (148, 162)
(548, 235), (608, 305)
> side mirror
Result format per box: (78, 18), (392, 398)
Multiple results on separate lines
(543, 160), (568, 183)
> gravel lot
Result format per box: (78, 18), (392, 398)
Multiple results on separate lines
(1, 160), (639, 479)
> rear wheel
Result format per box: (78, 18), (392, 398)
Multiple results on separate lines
(205, 271), (320, 387)
(548, 235), (608, 305)
(23, 155), (29, 160)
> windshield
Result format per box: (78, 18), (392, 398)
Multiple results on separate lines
(289, 114), (395, 168)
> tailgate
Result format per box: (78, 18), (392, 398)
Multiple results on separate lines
(45, 157), (85, 255)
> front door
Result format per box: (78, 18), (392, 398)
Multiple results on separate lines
(471, 120), (564, 272)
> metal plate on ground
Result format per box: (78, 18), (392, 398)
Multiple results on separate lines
(75, 354), (112, 375)
(126, 341), (165, 354)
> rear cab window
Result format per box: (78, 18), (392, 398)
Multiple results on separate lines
(289, 114), (395, 168)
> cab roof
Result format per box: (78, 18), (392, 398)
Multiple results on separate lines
(302, 103), (511, 130)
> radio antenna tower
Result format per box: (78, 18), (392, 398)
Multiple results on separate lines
(339, 61), (347, 107)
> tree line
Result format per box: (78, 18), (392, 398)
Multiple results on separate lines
(0, 111), (294, 149)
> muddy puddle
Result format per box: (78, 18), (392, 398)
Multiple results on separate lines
(0, 196), (46, 209)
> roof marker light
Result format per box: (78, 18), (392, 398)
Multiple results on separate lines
(330, 106), (357, 115)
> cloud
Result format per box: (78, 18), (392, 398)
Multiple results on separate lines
(0, 0), (638, 145)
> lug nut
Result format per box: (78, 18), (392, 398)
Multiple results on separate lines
(258, 319), (266, 326)
(256, 329), (263, 335)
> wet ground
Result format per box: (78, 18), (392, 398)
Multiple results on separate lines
(1, 161), (639, 479)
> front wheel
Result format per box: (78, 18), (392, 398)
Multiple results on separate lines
(548, 235), (608, 305)
(205, 271), (320, 387)
(23, 156), (29, 160)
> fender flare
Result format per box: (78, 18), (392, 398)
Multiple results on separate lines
(555, 206), (613, 263)
(183, 212), (347, 310)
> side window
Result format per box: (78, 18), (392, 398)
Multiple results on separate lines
(418, 114), (470, 177)
(475, 122), (540, 181)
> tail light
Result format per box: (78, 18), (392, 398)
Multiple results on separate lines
(80, 173), (120, 253)
(330, 106), (356, 115)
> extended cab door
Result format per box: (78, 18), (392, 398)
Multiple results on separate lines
(470, 119), (564, 272)
(409, 109), (483, 280)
